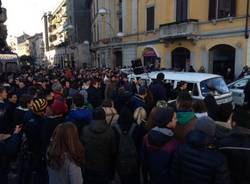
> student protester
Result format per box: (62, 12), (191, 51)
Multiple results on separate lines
(47, 123), (84, 184)
(219, 107), (250, 184)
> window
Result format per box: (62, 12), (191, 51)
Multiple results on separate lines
(209, 0), (236, 20)
(147, 7), (155, 31)
(176, 0), (188, 22)
(230, 79), (249, 89)
(118, 0), (123, 32)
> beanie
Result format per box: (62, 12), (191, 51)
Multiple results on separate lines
(51, 100), (67, 115)
(155, 107), (175, 128)
(52, 82), (63, 92)
(33, 99), (48, 112)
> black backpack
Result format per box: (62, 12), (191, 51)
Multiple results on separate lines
(114, 123), (138, 175)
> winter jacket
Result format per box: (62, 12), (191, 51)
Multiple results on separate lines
(142, 127), (179, 184)
(87, 87), (103, 108)
(14, 106), (30, 126)
(174, 110), (197, 143)
(149, 80), (166, 104)
(48, 156), (83, 184)
(131, 95), (146, 111)
(81, 120), (116, 180)
(0, 133), (22, 155)
(170, 130), (231, 184)
(5, 101), (17, 133)
(65, 108), (92, 134)
(214, 121), (231, 140)
(41, 116), (64, 154)
(218, 127), (250, 184)
(0, 101), (7, 133)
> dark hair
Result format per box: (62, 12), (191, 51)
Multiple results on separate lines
(178, 81), (187, 88)
(73, 93), (84, 108)
(155, 107), (175, 128)
(232, 107), (250, 129)
(214, 103), (233, 122)
(93, 107), (106, 120)
(147, 107), (161, 130)
(192, 100), (207, 113)
(7, 91), (17, 99)
(157, 73), (164, 81)
(117, 106), (134, 127)
(177, 92), (192, 110)
(47, 123), (84, 169)
(19, 94), (33, 108)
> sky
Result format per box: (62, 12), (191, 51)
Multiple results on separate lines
(3, 0), (60, 37)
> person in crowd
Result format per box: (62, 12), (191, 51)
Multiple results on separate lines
(131, 86), (147, 111)
(188, 65), (196, 72)
(175, 92), (197, 143)
(142, 107), (178, 184)
(192, 100), (208, 118)
(81, 107), (116, 184)
(102, 100), (119, 126)
(198, 66), (206, 73)
(113, 86), (132, 114)
(146, 107), (161, 131)
(45, 90), (54, 117)
(204, 94), (219, 120)
(47, 123), (84, 184)
(41, 99), (66, 154)
(14, 94), (33, 127)
(149, 73), (167, 104)
(218, 107), (250, 184)
(0, 125), (22, 184)
(244, 79), (250, 110)
(238, 65), (249, 79)
(170, 116), (231, 184)
(21, 98), (48, 184)
(225, 67), (234, 84)
(17, 81), (27, 98)
(112, 107), (141, 184)
(65, 93), (92, 135)
(104, 75), (117, 100)
(213, 103), (233, 140)
(171, 81), (188, 100)
(51, 82), (68, 115)
(87, 79), (103, 108)
(0, 86), (8, 133)
(5, 91), (18, 133)
(79, 79), (90, 103)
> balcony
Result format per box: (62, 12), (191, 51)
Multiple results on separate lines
(0, 8), (7, 23)
(160, 20), (198, 40)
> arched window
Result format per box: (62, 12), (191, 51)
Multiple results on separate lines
(209, 0), (236, 20)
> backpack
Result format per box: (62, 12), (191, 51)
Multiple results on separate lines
(114, 123), (138, 175)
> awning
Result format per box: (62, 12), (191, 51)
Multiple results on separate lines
(143, 50), (157, 57)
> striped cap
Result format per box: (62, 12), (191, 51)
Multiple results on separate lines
(32, 99), (48, 113)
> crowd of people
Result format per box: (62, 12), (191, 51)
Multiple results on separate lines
(0, 66), (249, 184)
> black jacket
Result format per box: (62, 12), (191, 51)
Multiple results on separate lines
(149, 80), (166, 104)
(5, 101), (17, 133)
(81, 120), (116, 178)
(87, 87), (103, 108)
(170, 130), (231, 184)
(0, 134), (22, 155)
(219, 127), (250, 184)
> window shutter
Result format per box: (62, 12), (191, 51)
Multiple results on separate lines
(182, 0), (188, 21)
(209, 0), (216, 20)
(176, 0), (182, 22)
(230, 0), (236, 17)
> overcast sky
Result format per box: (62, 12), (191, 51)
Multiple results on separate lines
(3, 0), (60, 37)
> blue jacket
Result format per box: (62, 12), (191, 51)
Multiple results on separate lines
(142, 127), (178, 184)
(170, 130), (231, 184)
(65, 108), (92, 134)
(0, 134), (22, 155)
(131, 95), (146, 111)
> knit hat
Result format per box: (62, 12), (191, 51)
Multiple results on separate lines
(155, 107), (175, 128)
(33, 99), (48, 112)
(51, 100), (67, 115)
(52, 82), (63, 92)
(195, 116), (216, 137)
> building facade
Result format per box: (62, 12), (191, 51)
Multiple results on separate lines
(91, 0), (250, 78)
(42, 0), (91, 68)
(28, 33), (45, 66)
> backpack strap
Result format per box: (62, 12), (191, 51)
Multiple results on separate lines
(128, 123), (137, 136)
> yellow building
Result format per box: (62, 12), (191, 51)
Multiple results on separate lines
(91, 0), (250, 78)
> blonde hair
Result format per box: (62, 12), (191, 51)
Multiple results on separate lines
(134, 107), (147, 125)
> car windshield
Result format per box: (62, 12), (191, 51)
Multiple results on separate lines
(200, 77), (229, 97)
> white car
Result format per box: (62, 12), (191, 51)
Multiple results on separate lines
(128, 71), (232, 105)
(228, 76), (250, 106)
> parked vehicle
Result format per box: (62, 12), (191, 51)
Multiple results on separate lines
(228, 75), (250, 106)
(0, 54), (20, 73)
(128, 71), (232, 105)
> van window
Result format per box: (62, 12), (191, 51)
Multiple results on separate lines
(200, 77), (229, 97)
(6, 62), (17, 73)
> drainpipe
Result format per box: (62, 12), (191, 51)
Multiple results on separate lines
(245, 0), (250, 39)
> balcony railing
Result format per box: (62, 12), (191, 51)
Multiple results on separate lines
(0, 8), (7, 23)
(160, 20), (198, 39)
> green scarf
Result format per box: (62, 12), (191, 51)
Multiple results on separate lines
(177, 112), (195, 125)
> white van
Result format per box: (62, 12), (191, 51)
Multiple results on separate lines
(228, 75), (250, 106)
(128, 71), (232, 105)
